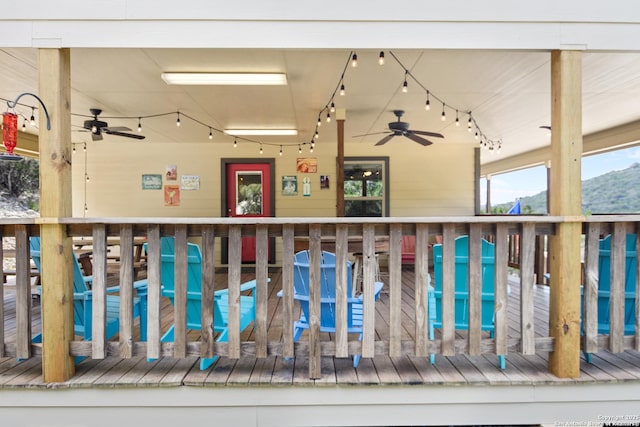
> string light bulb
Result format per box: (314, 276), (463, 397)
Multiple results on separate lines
(29, 107), (35, 126)
(326, 112), (331, 123)
(467, 115), (473, 132)
(351, 52), (358, 67)
(137, 117), (142, 132)
(340, 83), (345, 96)
(317, 115), (322, 127)
(208, 128), (213, 140)
(402, 71), (408, 93)
(425, 92), (431, 111)
(279, 145), (283, 156)
(314, 130), (319, 139)
(21, 119), (26, 132)
(298, 145), (302, 154)
(330, 102), (335, 113)
(259, 144), (263, 155)
(455, 110), (460, 127)
(176, 112), (181, 127)
(441, 104), (446, 121)
(378, 51), (385, 65)
(233, 138), (238, 148)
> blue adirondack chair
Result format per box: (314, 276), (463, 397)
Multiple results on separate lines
(153, 237), (258, 370)
(29, 237), (148, 352)
(431, 236), (506, 369)
(289, 250), (383, 368)
(582, 233), (637, 363)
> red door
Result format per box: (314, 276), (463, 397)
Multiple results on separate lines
(226, 163), (272, 263)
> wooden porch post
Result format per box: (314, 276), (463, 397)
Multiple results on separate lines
(336, 108), (345, 217)
(38, 48), (74, 382)
(548, 50), (583, 378)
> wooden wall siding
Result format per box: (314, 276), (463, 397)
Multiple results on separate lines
(2, 216), (640, 379)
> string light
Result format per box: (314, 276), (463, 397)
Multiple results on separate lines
(467, 115), (473, 132)
(137, 117), (142, 132)
(21, 119), (26, 131)
(326, 112), (331, 123)
(314, 130), (319, 139)
(259, 144), (263, 154)
(441, 104), (446, 121)
(279, 145), (283, 156)
(378, 51), (385, 65)
(425, 92), (431, 111)
(330, 102), (335, 113)
(298, 145), (302, 154)
(209, 127), (213, 140)
(402, 71), (408, 93)
(29, 107), (35, 126)
(233, 138), (238, 148)
(351, 53), (358, 68)
(455, 110), (460, 127)
(176, 112), (181, 127)
(317, 115), (322, 127)
(340, 83), (345, 96)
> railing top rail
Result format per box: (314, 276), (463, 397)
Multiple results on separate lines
(20, 215), (573, 226)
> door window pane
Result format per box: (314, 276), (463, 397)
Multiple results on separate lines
(344, 158), (388, 217)
(236, 172), (263, 215)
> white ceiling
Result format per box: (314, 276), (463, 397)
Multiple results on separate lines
(3, 47), (640, 165)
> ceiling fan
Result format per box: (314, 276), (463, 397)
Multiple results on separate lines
(82, 108), (145, 141)
(354, 110), (444, 146)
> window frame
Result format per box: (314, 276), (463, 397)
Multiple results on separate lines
(343, 156), (389, 217)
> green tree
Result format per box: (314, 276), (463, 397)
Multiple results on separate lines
(0, 158), (39, 198)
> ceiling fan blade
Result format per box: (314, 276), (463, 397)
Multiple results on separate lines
(410, 130), (444, 138)
(353, 131), (392, 138)
(104, 130), (146, 140)
(374, 133), (396, 146)
(103, 126), (133, 132)
(404, 132), (432, 146)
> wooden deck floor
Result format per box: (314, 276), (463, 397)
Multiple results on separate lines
(2, 268), (640, 389)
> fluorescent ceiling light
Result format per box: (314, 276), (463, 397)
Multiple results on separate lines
(161, 72), (287, 85)
(224, 129), (298, 136)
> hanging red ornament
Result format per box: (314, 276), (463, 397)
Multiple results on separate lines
(2, 112), (18, 154)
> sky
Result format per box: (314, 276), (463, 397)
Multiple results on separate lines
(481, 146), (640, 206)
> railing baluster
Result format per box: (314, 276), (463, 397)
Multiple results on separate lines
(281, 224), (295, 358)
(15, 225), (31, 360)
(308, 224), (321, 379)
(201, 225), (216, 360)
(92, 224), (107, 359)
(228, 224), (242, 359)
(255, 224), (269, 358)
(119, 225), (135, 358)
(388, 224), (402, 357)
(610, 222), (626, 353)
(468, 224), (482, 356)
(415, 224), (429, 357)
(583, 222), (600, 355)
(146, 225), (161, 359)
(173, 225), (188, 358)
(362, 224), (376, 359)
(520, 223), (536, 355)
(441, 224), (456, 356)
(494, 223), (509, 360)
(335, 224), (349, 358)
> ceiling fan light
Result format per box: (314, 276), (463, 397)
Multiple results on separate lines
(161, 72), (287, 85)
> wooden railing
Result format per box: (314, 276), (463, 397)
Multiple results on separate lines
(2, 216), (639, 379)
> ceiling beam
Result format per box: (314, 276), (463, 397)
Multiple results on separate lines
(481, 118), (640, 177)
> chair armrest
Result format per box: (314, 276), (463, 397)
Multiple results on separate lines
(104, 279), (148, 294)
(214, 278), (268, 298)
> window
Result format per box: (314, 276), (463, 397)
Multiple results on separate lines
(344, 157), (389, 217)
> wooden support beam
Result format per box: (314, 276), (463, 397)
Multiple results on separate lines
(38, 48), (74, 382)
(336, 109), (345, 217)
(548, 50), (583, 378)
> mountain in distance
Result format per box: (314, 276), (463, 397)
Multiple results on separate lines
(495, 162), (640, 214)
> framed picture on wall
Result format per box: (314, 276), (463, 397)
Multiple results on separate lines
(142, 174), (162, 190)
(282, 175), (298, 195)
(296, 158), (317, 173)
